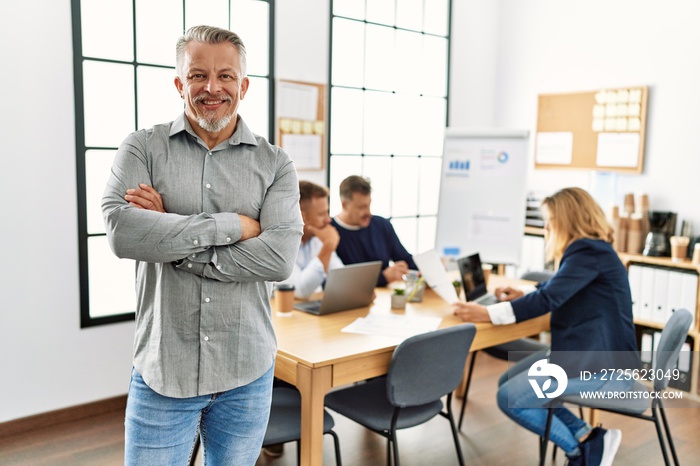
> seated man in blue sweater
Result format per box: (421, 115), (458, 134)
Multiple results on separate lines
(331, 175), (417, 287)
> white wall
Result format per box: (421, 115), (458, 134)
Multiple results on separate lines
(450, 0), (700, 229)
(5, 0), (700, 423)
(0, 0), (135, 423)
(275, 0), (329, 188)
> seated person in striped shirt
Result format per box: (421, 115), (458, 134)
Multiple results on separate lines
(278, 180), (344, 298)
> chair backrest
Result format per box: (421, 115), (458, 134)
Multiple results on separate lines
(386, 324), (477, 408)
(653, 309), (693, 391)
(520, 270), (555, 284)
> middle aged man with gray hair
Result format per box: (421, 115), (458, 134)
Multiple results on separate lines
(102, 25), (302, 465)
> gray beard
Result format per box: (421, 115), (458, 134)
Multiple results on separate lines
(196, 113), (233, 133)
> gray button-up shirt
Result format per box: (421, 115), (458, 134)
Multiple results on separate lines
(102, 114), (302, 398)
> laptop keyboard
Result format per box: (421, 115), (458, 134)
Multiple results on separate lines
(478, 294), (499, 306)
(294, 300), (322, 314)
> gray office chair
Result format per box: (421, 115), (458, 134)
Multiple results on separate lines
(539, 308), (693, 466)
(264, 387), (342, 466)
(325, 324), (477, 466)
(189, 387), (342, 466)
(458, 270), (553, 429)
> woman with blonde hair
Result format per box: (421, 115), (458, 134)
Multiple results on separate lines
(453, 187), (638, 466)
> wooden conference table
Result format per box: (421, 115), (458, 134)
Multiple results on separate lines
(271, 275), (550, 466)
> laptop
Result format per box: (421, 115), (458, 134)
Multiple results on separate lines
(293, 261), (383, 315)
(457, 253), (499, 305)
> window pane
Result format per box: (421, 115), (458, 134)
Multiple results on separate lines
(422, 35), (448, 97)
(239, 76), (269, 137)
(85, 150), (117, 235)
(83, 60), (135, 147)
(396, 0), (422, 31)
(331, 18), (365, 88)
(135, 0), (181, 66)
(231, 0), (269, 76)
(394, 30), (423, 95)
(424, 0), (449, 36)
(418, 216), (437, 253)
(391, 157), (419, 217)
(330, 88), (364, 155)
(419, 96), (447, 156)
(88, 236), (136, 318)
(392, 93), (421, 156)
(366, 0), (395, 26)
(81, 0), (133, 61)
(418, 156), (442, 215)
(364, 24), (395, 91)
(185, 0), (229, 30)
(390, 217), (417, 256)
(363, 91), (394, 155)
(137, 65), (183, 131)
(362, 156), (392, 217)
(333, 0), (365, 20)
(329, 155), (363, 214)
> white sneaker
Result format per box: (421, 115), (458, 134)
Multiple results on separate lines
(600, 429), (622, 466)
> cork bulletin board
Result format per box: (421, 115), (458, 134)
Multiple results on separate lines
(535, 86), (648, 174)
(275, 79), (327, 171)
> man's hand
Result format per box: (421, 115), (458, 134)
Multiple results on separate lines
(239, 215), (261, 241)
(307, 224), (340, 250)
(382, 260), (410, 284)
(452, 301), (492, 323)
(494, 286), (524, 302)
(125, 184), (165, 212)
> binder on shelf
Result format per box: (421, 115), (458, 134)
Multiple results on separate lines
(639, 328), (654, 372)
(651, 268), (669, 324)
(665, 270), (686, 324)
(680, 272), (698, 328)
(638, 266), (655, 321)
(669, 338), (692, 392)
(628, 264), (643, 319)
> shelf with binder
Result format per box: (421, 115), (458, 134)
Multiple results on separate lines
(620, 253), (700, 333)
(621, 253), (700, 396)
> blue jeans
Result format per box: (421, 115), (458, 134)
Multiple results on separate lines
(497, 354), (631, 456)
(125, 365), (274, 466)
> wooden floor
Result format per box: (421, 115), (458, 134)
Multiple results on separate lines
(2, 355), (699, 466)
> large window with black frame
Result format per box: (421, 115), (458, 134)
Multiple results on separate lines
(72, 0), (275, 327)
(328, 0), (451, 256)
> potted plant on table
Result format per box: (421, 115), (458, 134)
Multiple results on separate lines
(453, 280), (462, 299)
(391, 288), (407, 309)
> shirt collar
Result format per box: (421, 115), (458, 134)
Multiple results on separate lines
(333, 216), (364, 231)
(169, 113), (259, 147)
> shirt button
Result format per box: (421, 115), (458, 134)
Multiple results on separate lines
(216, 265), (222, 270)
(204, 336), (209, 341)
(193, 239), (199, 245)
(191, 253), (196, 258)
(187, 263), (193, 269)
(226, 237), (232, 243)
(205, 297), (211, 303)
(206, 183), (211, 189)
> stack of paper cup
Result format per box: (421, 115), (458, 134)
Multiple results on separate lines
(627, 214), (644, 254)
(623, 193), (635, 216)
(610, 206), (625, 252)
(636, 194), (650, 247)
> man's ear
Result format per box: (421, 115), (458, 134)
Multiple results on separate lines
(174, 76), (184, 98)
(239, 76), (250, 99)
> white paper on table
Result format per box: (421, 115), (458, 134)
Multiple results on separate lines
(341, 313), (442, 340)
(413, 249), (459, 303)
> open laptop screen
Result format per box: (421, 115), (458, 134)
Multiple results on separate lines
(457, 253), (488, 302)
